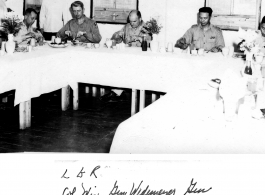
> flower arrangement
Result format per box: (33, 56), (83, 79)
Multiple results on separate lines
(238, 27), (264, 79)
(141, 18), (162, 35)
(238, 27), (261, 56)
(0, 12), (24, 37)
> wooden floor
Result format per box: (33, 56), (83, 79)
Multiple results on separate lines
(0, 84), (156, 153)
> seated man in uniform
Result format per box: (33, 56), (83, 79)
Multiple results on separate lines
(57, 1), (101, 43)
(100, 10), (151, 102)
(252, 16), (265, 118)
(111, 10), (151, 47)
(254, 16), (265, 54)
(13, 8), (43, 46)
(175, 7), (225, 53)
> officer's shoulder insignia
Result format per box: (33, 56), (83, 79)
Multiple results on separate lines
(191, 24), (198, 29)
(213, 25), (222, 31)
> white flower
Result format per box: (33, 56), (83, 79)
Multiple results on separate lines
(238, 27), (259, 42)
(4, 11), (23, 21)
(238, 27), (261, 54)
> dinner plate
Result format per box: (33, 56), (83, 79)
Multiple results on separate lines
(48, 43), (69, 48)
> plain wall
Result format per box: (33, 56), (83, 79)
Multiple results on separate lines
(6, 0), (24, 15)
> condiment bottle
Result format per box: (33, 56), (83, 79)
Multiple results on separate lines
(141, 35), (147, 51)
(244, 61), (252, 75)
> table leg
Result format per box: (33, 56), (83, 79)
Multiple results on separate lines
(2, 97), (7, 103)
(73, 83), (79, 111)
(92, 86), (97, 97)
(85, 86), (89, 94)
(151, 93), (158, 103)
(19, 100), (31, 129)
(62, 86), (70, 111)
(139, 90), (145, 111)
(100, 88), (105, 96)
(131, 89), (137, 116)
(26, 100), (31, 128)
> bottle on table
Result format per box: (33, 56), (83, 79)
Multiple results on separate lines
(39, 37), (44, 46)
(244, 61), (252, 75)
(141, 35), (147, 51)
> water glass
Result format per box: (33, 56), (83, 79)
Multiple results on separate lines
(228, 46), (234, 57)
(87, 43), (92, 48)
(167, 42), (173, 52)
(198, 48), (204, 56)
(30, 38), (36, 46)
(39, 37), (44, 46)
(191, 50), (197, 55)
(222, 47), (229, 57)
(27, 45), (32, 52)
(51, 36), (56, 43)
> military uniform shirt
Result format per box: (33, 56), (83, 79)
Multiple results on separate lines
(57, 16), (102, 43)
(112, 21), (151, 47)
(182, 24), (225, 51)
(254, 32), (265, 54)
(13, 22), (43, 46)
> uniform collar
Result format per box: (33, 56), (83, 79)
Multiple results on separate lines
(22, 21), (32, 31)
(74, 15), (87, 23)
(128, 21), (144, 30)
(198, 23), (213, 30)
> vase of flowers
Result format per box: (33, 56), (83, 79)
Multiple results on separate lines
(141, 17), (162, 52)
(0, 12), (23, 54)
(5, 34), (15, 54)
(238, 27), (261, 76)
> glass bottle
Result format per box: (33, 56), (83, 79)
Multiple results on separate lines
(142, 35), (147, 51)
(244, 61), (252, 75)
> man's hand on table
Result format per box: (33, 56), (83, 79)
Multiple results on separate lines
(117, 31), (124, 37)
(65, 30), (72, 37)
(209, 47), (222, 53)
(126, 36), (142, 44)
(132, 35), (142, 43)
(77, 31), (86, 37)
(25, 32), (36, 39)
(175, 37), (189, 49)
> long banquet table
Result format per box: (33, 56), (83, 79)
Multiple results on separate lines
(0, 43), (247, 130)
(109, 89), (265, 154)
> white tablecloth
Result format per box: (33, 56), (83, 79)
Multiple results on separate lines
(0, 45), (73, 105)
(0, 44), (245, 106)
(110, 90), (265, 154)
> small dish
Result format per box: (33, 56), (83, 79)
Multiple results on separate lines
(48, 43), (68, 48)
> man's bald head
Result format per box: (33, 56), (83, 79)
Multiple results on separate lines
(128, 10), (142, 28)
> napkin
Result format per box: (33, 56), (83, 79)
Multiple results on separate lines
(219, 69), (247, 101)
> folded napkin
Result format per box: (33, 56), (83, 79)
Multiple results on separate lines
(219, 69), (247, 101)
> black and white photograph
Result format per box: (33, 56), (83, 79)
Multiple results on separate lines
(0, 0), (265, 194)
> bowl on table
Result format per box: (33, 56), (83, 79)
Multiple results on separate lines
(48, 42), (69, 48)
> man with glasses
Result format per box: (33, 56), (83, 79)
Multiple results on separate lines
(175, 7), (225, 53)
(57, 1), (101, 43)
